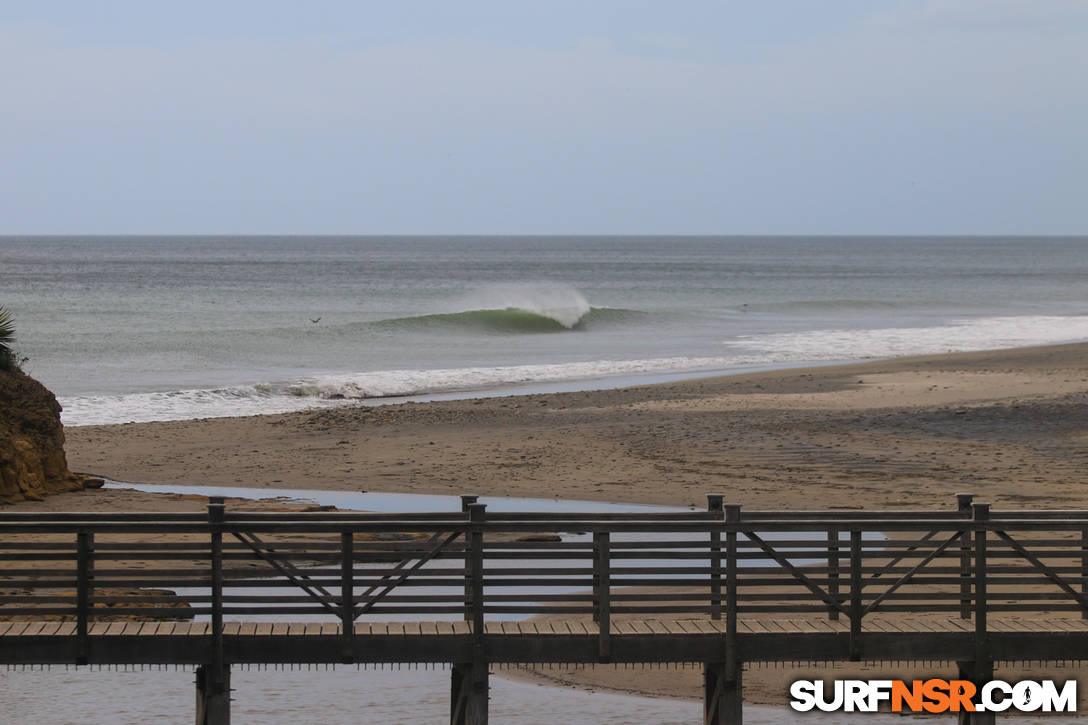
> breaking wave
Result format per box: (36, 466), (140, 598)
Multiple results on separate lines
(371, 306), (643, 333)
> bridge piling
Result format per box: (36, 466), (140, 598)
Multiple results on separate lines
(704, 661), (742, 724)
(451, 662), (489, 725)
(195, 664), (231, 725)
(956, 660), (996, 725)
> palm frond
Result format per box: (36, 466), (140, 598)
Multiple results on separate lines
(0, 306), (16, 369)
(0, 307), (14, 349)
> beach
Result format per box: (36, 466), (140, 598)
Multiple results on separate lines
(64, 342), (1088, 512)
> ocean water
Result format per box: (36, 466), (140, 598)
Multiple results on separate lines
(1, 236), (1085, 426)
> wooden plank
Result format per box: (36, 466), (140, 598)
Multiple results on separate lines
(452, 621), (470, 635)
(240, 622), (257, 636)
(745, 620), (770, 634)
(403, 622), (422, 636)
(662, 620), (686, 635)
(789, 618), (820, 634)
(255, 622), (273, 636)
(303, 623), (322, 636)
(19, 622), (46, 636)
(56, 621), (77, 636)
(1050, 617), (1088, 631)
(5, 622), (31, 636)
(946, 618), (972, 632)
(436, 621), (455, 635)
(646, 619), (669, 635)
(38, 622), (62, 636)
(319, 622), (337, 636)
(676, 619), (702, 635)
(105, 623), (126, 636)
(1019, 618), (1050, 633)
(288, 622), (306, 636)
(420, 621), (438, 636)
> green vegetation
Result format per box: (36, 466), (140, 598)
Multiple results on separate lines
(0, 306), (19, 371)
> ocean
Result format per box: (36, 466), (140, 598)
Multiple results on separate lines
(1, 236), (1086, 426)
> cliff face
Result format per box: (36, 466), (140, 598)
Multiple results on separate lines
(0, 366), (85, 502)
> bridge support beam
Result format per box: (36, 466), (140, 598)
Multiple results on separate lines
(195, 665), (231, 725)
(704, 661), (742, 724)
(957, 660), (995, 725)
(451, 662), (488, 725)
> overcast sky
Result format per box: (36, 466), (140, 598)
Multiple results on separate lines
(2, 0), (1086, 235)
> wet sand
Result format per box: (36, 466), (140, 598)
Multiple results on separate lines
(39, 342), (1088, 706)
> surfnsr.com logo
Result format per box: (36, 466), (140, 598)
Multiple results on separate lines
(789, 679), (1077, 714)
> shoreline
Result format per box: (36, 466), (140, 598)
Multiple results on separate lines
(59, 357), (871, 429)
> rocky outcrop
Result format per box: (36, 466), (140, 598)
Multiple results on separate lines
(0, 366), (86, 502)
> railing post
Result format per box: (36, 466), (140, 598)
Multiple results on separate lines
(453, 502), (488, 725)
(957, 493), (974, 620)
(464, 502), (485, 626)
(707, 494), (723, 621)
(849, 529), (862, 661)
(714, 504), (742, 724)
(204, 496), (229, 725)
(973, 503), (990, 664)
(827, 527), (840, 621)
(76, 530), (93, 665)
(967, 502), (994, 725)
(594, 531), (611, 662)
(341, 530), (354, 663)
(724, 504), (740, 656)
(462, 495), (479, 617)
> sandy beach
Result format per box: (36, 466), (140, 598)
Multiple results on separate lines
(19, 342), (1087, 707)
(65, 342), (1087, 511)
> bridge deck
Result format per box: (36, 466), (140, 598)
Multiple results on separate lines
(4, 616), (1088, 668)
(6, 615), (1088, 638)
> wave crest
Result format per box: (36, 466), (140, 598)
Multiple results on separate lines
(373, 306), (642, 333)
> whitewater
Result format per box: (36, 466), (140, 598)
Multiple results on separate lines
(1, 236), (1085, 426)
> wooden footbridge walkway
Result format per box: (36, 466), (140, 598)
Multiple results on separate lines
(3, 493), (1088, 723)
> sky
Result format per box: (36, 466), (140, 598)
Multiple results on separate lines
(1, 0), (1086, 235)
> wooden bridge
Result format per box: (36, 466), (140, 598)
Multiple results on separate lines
(3, 493), (1088, 724)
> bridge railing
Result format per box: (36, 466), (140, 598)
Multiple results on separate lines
(3, 494), (1088, 644)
